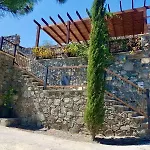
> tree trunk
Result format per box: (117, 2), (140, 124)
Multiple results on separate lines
(91, 132), (96, 141)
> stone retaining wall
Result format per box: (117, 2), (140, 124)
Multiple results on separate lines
(0, 52), (147, 137)
(38, 57), (87, 67)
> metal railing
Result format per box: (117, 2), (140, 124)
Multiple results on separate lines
(0, 36), (150, 128)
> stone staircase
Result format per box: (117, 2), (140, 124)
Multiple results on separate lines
(104, 95), (148, 136)
(12, 66), (148, 136)
(0, 44), (149, 136)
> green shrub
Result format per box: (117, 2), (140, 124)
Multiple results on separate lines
(0, 88), (17, 118)
(84, 0), (110, 140)
(32, 47), (56, 59)
(63, 43), (89, 58)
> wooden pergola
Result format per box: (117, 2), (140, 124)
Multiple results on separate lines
(34, 0), (150, 47)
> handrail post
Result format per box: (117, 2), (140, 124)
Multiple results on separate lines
(146, 89), (150, 131)
(44, 65), (49, 90)
(0, 36), (4, 50)
(13, 44), (17, 65)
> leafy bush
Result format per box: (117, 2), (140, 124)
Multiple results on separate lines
(0, 88), (17, 118)
(32, 47), (56, 59)
(1, 88), (16, 109)
(84, 0), (110, 140)
(109, 36), (142, 53)
(63, 43), (89, 58)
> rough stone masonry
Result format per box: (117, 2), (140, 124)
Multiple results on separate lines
(0, 51), (148, 137)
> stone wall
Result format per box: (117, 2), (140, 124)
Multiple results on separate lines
(0, 52), (147, 137)
(38, 57), (87, 67)
(0, 52), (14, 97)
(2, 35), (20, 54)
(3, 35), (20, 45)
(1, 34), (150, 137)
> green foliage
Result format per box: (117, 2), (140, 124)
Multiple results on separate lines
(63, 43), (89, 58)
(32, 47), (56, 59)
(84, 0), (110, 139)
(0, 0), (39, 16)
(1, 88), (16, 109)
(109, 36), (142, 53)
(56, 0), (67, 3)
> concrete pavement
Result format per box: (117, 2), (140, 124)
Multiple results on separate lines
(0, 126), (150, 150)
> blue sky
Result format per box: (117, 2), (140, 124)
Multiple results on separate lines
(0, 0), (150, 47)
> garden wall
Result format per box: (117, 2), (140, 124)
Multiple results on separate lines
(38, 57), (87, 67)
(0, 52), (148, 137)
(2, 35), (20, 51)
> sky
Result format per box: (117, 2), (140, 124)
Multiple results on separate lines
(0, 0), (150, 47)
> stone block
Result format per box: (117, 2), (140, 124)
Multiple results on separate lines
(120, 125), (130, 131)
(106, 76), (112, 81)
(123, 61), (134, 71)
(69, 125), (80, 133)
(141, 58), (150, 64)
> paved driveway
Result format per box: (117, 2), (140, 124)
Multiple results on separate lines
(0, 126), (149, 150)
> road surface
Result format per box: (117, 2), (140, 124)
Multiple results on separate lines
(0, 126), (149, 150)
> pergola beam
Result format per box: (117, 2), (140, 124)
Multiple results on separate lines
(131, 0), (135, 37)
(120, 1), (125, 37)
(49, 16), (72, 42)
(76, 11), (90, 33)
(132, 0), (134, 9)
(33, 20), (41, 47)
(144, 0), (146, 7)
(143, 7), (148, 33)
(58, 14), (81, 43)
(67, 12), (87, 43)
(86, 8), (92, 19)
(108, 4), (117, 38)
(34, 19), (62, 46)
(41, 18), (66, 43)
(120, 0), (123, 12)
(114, 6), (150, 15)
(66, 21), (70, 44)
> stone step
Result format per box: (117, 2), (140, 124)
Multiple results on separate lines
(37, 85), (44, 89)
(105, 99), (122, 105)
(22, 74), (30, 78)
(105, 95), (116, 100)
(32, 81), (41, 86)
(124, 111), (138, 116)
(0, 118), (20, 127)
(132, 112), (144, 117)
(132, 116), (145, 119)
(131, 116), (147, 124)
(21, 71), (28, 75)
(28, 77), (43, 84)
(141, 122), (148, 129)
(107, 105), (129, 112)
(114, 104), (129, 110)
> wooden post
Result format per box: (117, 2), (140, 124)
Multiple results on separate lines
(13, 44), (17, 65)
(0, 36), (4, 50)
(44, 65), (49, 90)
(35, 26), (41, 47)
(146, 89), (150, 130)
(144, 0), (146, 7)
(66, 21), (70, 44)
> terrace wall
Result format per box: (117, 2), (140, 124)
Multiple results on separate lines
(0, 50), (148, 137)
(2, 35), (20, 51)
(0, 34), (150, 137)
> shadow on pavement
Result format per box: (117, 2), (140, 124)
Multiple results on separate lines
(95, 137), (150, 146)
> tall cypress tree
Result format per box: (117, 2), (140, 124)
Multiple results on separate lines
(84, 0), (110, 140)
